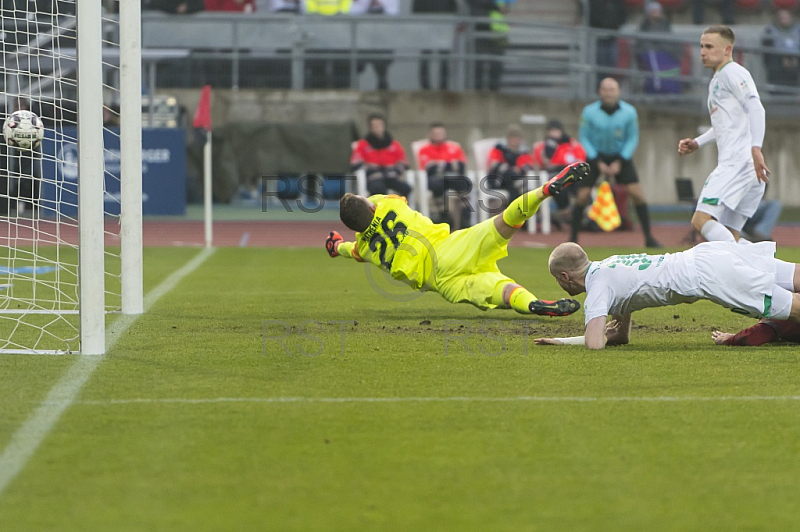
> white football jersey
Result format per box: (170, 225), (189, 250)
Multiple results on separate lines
(583, 250), (702, 325)
(706, 61), (760, 163)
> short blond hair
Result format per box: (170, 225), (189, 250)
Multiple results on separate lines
(703, 25), (735, 44)
(548, 242), (590, 276)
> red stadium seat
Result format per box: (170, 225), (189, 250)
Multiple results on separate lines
(680, 44), (692, 76)
(617, 37), (633, 69)
(773, 0), (799, 10)
(736, 0), (762, 11)
(625, 0), (644, 9)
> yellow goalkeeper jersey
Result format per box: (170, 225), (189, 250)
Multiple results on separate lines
(338, 195), (450, 290)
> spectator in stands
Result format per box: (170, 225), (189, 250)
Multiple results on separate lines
(147, 0), (203, 14)
(268, 0), (300, 11)
(639, 1), (670, 34)
(587, 0), (626, 70)
(762, 9), (800, 93)
(418, 122), (469, 229)
(486, 124), (533, 205)
(637, 2), (681, 94)
(468, 0), (509, 91)
(413, 0), (460, 90)
(351, 114), (411, 196)
(303, 0), (354, 88)
(204, 0), (256, 11)
(304, 0), (351, 15)
(532, 119), (586, 228)
(351, 0), (398, 90)
(692, 0), (734, 25)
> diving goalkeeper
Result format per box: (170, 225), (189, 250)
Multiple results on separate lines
(325, 161), (590, 316)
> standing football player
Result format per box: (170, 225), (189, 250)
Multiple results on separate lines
(678, 25), (770, 243)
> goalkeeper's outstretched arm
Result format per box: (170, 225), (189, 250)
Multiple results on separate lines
(336, 241), (359, 260)
(325, 231), (361, 261)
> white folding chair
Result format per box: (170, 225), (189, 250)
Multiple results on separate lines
(352, 141), (368, 197)
(410, 139), (430, 218)
(472, 138), (503, 224)
(525, 170), (551, 234)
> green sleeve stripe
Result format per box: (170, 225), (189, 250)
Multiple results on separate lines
(701, 197), (719, 205)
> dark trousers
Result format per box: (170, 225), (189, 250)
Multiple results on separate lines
(474, 39), (504, 91)
(419, 50), (450, 90)
(366, 168), (412, 197)
(692, 0), (735, 24)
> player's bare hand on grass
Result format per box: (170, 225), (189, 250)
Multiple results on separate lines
(534, 338), (564, 346)
(712, 330), (734, 345)
(604, 318), (630, 345)
(678, 138), (698, 156)
(751, 147), (770, 184)
(325, 231), (343, 258)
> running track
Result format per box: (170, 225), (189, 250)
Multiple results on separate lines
(144, 221), (799, 248)
(0, 220), (797, 248)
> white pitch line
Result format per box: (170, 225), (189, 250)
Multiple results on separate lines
(71, 395), (800, 406)
(0, 247), (216, 499)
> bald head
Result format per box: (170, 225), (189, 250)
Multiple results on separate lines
(549, 243), (590, 276)
(598, 77), (620, 107)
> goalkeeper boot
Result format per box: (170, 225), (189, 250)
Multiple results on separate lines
(542, 161), (590, 197)
(529, 298), (581, 317)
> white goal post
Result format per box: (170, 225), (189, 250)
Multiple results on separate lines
(0, 1), (142, 355)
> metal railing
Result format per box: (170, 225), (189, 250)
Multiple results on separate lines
(110, 12), (800, 110)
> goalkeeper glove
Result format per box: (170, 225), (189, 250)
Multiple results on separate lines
(325, 231), (343, 258)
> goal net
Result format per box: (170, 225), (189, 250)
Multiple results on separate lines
(0, 0), (141, 354)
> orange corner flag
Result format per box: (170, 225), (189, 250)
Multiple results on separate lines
(588, 182), (622, 232)
(193, 85), (212, 131)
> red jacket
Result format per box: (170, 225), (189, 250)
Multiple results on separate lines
(351, 139), (408, 168)
(532, 138), (587, 171)
(487, 145), (533, 171)
(204, 0), (256, 12)
(417, 140), (466, 170)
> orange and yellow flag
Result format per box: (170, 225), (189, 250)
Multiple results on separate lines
(588, 182), (621, 232)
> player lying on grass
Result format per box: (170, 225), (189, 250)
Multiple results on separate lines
(712, 319), (800, 346)
(535, 241), (800, 349)
(325, 162), (590, 316)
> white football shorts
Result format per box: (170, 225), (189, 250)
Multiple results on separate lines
(696, 159), (765, 231)
(693, 241), (781, 319)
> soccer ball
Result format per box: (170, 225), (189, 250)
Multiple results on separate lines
(3, 110), (45, 150)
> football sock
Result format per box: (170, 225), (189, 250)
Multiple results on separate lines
(700, 219), (736, 242)
(635, 204), (653, 237)
(570, 204), (584, 240)
(502, 187), (545, 228)
(508, 286), (537, 315)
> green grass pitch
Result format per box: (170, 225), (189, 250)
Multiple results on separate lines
(1, 245), (799, 531)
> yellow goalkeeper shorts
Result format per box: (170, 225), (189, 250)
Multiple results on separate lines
(433, 217), (515, 310)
